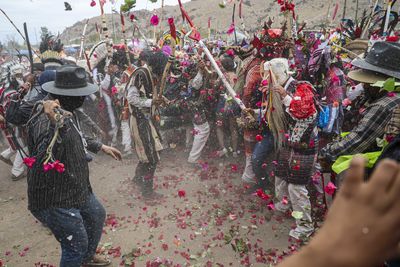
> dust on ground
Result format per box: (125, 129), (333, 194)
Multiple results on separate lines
(0, 147), (298, 267)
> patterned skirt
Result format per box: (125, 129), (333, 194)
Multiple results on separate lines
(275, 145), (318, 185)
(130, 111), (163, 164)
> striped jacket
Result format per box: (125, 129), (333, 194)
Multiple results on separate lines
(321, 93), (400, 161)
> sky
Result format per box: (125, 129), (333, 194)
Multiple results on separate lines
(0, 0), (190, 45)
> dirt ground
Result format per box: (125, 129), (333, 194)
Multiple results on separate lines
(0, 145), (299, 267)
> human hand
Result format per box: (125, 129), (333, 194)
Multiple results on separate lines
(242, 108), (255, 116)
(43, 100), (63, 123)
(299, 157), (400, 267)
(198, 60), (206, 71)
(101, 145), (122, 161)
(273, 85), (287, 98)
(153, 97), (166, 107)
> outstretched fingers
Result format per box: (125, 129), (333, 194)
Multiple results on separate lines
(387, 160), (400, 203)
(340, 156), (365, 198)
(369, 159), (400, 196)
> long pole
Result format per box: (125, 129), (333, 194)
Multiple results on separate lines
(23, 23), (34, 74)
(198, 39), (246, 110)
(232, 4), (237, 45)
(361, 0), (379, 38)
(0, 8), (27, 43)
(79, 19), (89, 59)
(383, 0), (393, 35)
(355, 0), (359, 22)
(342, 0), (347, 19)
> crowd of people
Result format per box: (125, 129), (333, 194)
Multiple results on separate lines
(1, 2), (400, 266)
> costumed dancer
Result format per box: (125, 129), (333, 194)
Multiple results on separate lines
(186, 57), (212, 164)
(270, 58), (318, 240)
(0, 61), (28, 181)
(126, 50), (168, 199)
(215, 54), (240, 158)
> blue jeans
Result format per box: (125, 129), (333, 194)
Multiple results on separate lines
(31, 194), (106, 267)
(251, 130), (275, 191)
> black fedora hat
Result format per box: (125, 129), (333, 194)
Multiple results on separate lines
(42, 65), (98, 96)
(351, 42), (400, 80)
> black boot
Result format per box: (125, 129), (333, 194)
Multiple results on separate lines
(141, 178), (154, 198)
(132, 175), (142, 187)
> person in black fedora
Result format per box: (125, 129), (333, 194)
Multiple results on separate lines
(320, 41), (400, 171)
(26, 65), (122, 267)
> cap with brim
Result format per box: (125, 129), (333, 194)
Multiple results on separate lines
(351, 55), (400, 80)
(347, 69), (389, 84)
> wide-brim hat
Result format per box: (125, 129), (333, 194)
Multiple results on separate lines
(347, 69), (389, 84)
(351, 42), (400, 80)
(42, 65), (98, 96)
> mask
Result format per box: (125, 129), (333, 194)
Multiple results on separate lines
(58, 96), (86, 112)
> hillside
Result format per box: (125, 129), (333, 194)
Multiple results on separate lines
(60, 0), (375, 45)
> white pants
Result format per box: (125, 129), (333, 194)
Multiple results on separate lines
(120, 120), (132, 151)
(275, 176), (314, 239)
(188, 122), (210, 163)
(241, 155), (256, 183)
(102, 93), (118, 144)
(1, 147), (26, 176)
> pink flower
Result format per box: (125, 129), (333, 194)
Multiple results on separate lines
(191, 129), (200, 136)
(231, 164), (238, 172)
(23, 157), (36, 168)
(90, 0), (96, 7)
(261, 193), (271, 201)
(226, 49), (235, 57)
(261, 163), (267, 169)
(387, 36), (399, 42)
(150, 14), (159, 26)
(227, 23), (235, 35)
(54, 161), (65, 173)
(254, 189), (271, 201)
(261, 79), (269, 86)
(324, 182), (337, 196)
(111, 86), (118, 96)
(256, 134), (263, 142)
(200, 162), (209, 171)
(178, 190), (186, 198)
(342, 98), (352, 107)
(281, 196), (289, 205)
(129, 13), (135, 21)
(267, 202), (275, 210)
(386, 134), (395, 143)
(387, 92), (396, 97)
(43, 162), (55, 172)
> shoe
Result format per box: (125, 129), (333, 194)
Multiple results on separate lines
(216, 148), (228, 158)
(123, 150), (133, 156)
(11, 173), (26, 181)
(244, 183), (262, 195)
(289, 227), (314, 241)
(0, 155), (13, 166)
(143, 192), (164, 205)
(82, 255), (111, 266)
(132, 176), (142, 187)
